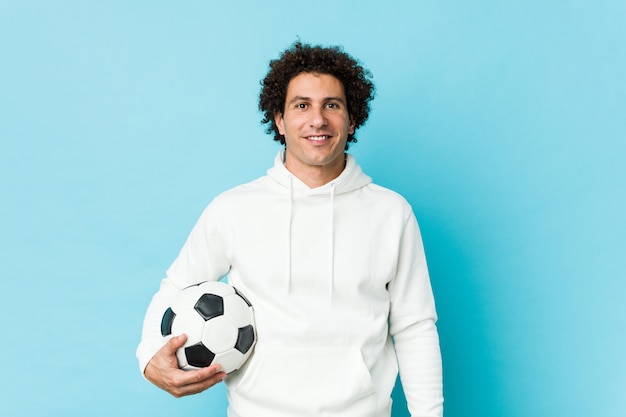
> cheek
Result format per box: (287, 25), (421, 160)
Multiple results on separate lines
(277, 115), (299, 134)
(339, 116), (355, 134)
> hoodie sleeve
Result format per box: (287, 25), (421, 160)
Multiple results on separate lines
(388, 211), (444, 416)
(135, 201), (231, 374)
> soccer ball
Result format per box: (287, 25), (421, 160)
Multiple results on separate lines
(160, 281), (256, 374)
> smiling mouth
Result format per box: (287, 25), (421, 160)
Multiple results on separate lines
(305, 135), (332, 142)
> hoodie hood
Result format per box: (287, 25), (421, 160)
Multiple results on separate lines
(266, 150), (372, 300)
(267, 150), (373, 196)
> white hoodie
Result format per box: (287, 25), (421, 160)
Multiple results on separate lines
(137, 151), (443, 417)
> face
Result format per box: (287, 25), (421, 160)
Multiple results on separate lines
(275, 72), (355, 183)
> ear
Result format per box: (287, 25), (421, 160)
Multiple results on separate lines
(348, 116), (356, 135)
(274, 112), (285, 135)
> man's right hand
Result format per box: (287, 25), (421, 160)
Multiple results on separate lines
(144, 334), (227, 398)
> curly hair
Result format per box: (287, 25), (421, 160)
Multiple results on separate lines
(259, 41), (375, 149)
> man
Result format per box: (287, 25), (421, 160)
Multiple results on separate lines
(137, 41), (443, 417)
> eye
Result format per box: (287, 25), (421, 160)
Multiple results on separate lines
(296, 102), (308, 109)
(326, 102), (341, 109)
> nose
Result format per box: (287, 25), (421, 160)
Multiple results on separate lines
(309, 106), (327, 129)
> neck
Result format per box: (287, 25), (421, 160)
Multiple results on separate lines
(284, 153), (346, 188)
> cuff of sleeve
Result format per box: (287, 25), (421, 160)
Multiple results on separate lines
(136, 336), (170, 378)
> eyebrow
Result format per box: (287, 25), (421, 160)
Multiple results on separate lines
(287, 95), (347, 105)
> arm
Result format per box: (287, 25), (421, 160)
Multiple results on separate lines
(136, 202), (231, 396)
(389, 212), (443, 416)
(394, 319), (443, 416)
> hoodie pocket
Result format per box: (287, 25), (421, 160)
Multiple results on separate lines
(232, 344), (377, 414)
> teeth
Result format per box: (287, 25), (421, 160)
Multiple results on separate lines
(308, 135), (328, 140)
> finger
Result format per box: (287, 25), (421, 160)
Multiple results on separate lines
(171, 376), (222, 397)
(179, 363), (225, 385)
(164, 334), (187, 354)
(169, 365), (227, 398)
(192, 363), (226, 381)
(169, 363), (224, 386)
(177, 372), (226, 397)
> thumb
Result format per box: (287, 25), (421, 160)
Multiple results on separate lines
(165, 333), (187, 353)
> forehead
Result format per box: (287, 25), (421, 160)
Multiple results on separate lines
(285, 72), (346, 99)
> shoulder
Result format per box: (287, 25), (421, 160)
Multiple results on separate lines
(363, 182), (413, 210)
(207, 175), (275, 209)
(348, 182), (417, 229)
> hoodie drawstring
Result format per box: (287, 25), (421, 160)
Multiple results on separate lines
(328, 183), (336, 300)
(286, 175), (293, 293)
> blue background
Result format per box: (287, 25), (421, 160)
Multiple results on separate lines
(1, 1), (624, 416)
